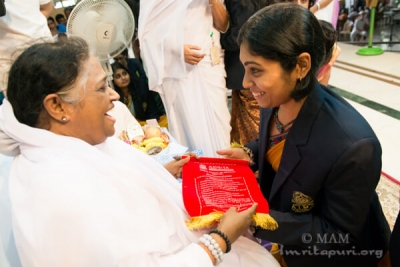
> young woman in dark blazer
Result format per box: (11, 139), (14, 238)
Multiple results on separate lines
(218, 4), (390, 266)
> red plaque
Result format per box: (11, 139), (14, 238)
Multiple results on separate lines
(182, 157), (277, 230)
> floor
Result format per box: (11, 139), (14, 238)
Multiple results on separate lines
(329, 41), (400, 183)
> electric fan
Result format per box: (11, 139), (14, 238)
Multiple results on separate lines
(66, 0), (135, 79)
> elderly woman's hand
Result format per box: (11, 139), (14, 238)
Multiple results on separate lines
(164, 157), (189, 178)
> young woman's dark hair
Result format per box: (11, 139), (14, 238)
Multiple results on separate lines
(238, 3), (326, 101)
(7, 37), (90, 127)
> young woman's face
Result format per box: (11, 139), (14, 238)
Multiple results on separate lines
(113, 68), (130, 88)
(239, 43), (297, 108)
(64, 56), (120, 145)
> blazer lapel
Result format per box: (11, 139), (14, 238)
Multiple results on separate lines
(269, 84), (326, 201)
(258, 108), (272, 169)
(257, 108), (273, 197)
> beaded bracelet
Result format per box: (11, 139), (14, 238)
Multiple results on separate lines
(199, 234), (224, 265)
(209, 229), (232, 253)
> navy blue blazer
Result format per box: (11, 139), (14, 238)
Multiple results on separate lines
(246, 84), (390, 266)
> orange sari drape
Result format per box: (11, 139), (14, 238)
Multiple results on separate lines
(266, 139), (286, 172)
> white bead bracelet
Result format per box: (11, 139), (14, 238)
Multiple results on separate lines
(199, 234), (224, 265)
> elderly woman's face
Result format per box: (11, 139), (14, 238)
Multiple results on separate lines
(66, 56), (119, 145)
(240, 43), (297, 108)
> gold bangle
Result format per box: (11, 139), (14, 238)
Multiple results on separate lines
(209, 0), (218, 6)
(230, 142), (255, 166)
(242, 146), (255, 166)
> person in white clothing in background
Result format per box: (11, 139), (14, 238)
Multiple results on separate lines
(0, 0), (53, 99)
(139, 0), (232, 157)
(350, 10), (369, 41)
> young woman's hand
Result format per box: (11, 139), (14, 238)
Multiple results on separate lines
(216, 147), (250, 161)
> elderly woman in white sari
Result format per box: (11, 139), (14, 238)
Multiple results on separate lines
(0, 37), (278, 267)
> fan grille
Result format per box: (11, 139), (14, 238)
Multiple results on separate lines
(67, 0), (135, 61)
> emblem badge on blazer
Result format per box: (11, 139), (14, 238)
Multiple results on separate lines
(292, 191), (314, 212)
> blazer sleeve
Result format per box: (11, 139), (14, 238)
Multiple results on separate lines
(255, 137), (382, 249)
(245, 139), (259, 172)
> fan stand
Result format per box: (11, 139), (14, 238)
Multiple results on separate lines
(356, 7), (384, 56)
(101, 60), (115, 89)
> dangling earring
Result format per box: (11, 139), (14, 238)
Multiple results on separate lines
(299, 76), (302, 82)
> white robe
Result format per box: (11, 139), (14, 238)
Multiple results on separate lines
(0, 100), (278, 267)
(139, 0), (231, 157)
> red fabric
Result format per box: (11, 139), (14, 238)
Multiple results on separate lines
(182, 157), (270, 216)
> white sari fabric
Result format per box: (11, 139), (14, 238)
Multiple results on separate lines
(0, 100), (278, 267)
(139, 0), (231, 157)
